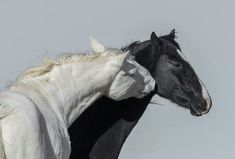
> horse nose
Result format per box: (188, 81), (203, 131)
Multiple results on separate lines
(199, 80), (212, 114)
(201, 95), (212, 114)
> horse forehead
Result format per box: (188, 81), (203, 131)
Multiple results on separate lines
(164, 40), (187, 61)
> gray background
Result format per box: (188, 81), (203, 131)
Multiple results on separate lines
(0, 0), (234, 159)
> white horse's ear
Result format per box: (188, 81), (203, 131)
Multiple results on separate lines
(90, 36), (106, 53)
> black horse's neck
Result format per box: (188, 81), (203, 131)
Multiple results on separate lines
(68, 92), (155, 159)
(68, 40), (157, 159)
(68, 32), (186, 159)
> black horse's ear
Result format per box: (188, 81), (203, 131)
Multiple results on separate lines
(168, 29), (176, 39)
(150, 32), (163, 50)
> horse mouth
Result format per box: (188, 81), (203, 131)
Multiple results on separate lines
(190, 105), (202, 117)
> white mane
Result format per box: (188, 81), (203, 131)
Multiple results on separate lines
(18, 49), (125, 81)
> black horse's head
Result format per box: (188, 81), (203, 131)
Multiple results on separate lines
(123, 30), (212, 116)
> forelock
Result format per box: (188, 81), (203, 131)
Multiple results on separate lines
(160, 34), (181, 51)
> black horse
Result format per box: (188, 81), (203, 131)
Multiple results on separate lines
(68, 30), (212, 159)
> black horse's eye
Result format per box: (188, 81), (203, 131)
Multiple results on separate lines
(166, 56), (181, 67)
(170, 60), (181, 67)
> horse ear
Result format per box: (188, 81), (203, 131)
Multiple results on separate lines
(168, 29), (176, 39)
(90, 36), (106, 53)
(150, 32), (163, 50)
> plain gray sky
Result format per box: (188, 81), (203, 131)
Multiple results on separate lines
(0, 0), (234, 159)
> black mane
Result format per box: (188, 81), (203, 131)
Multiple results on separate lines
(161, 34), (181, 51)
(122, 31), (181, 52)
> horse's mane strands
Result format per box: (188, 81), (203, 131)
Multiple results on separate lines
(160, 31), (182, 51)
(18, 52), (121, 81)
(121, 41), (141, 52)
(122, 31), (181, 52)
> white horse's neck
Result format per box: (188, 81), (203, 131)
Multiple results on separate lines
(11, 56), (121, 128)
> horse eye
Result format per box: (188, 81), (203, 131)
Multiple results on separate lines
(128, 68), (137, 75)
(170, 60), (181, 67)
(167, 57), (181, 67)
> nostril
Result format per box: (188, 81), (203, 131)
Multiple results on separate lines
(201, 106), (208, 112)
(201, 100), (208, 111)
(202, 98), (212, 113)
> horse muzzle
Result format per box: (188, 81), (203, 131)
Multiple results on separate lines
(190, 95), (212, 117)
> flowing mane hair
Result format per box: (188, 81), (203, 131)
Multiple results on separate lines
(18, 48), (125, 81)
(122, 29), (181, 52)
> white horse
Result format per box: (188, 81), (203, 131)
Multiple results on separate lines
(0, 38), (155, 159)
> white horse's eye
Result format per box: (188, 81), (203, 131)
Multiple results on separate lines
(144, 76), (151, 83)
(128, 68), (137, 75)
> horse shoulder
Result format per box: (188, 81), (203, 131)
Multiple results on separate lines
(1, 92), (56, 159)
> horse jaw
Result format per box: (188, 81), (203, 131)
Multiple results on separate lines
(90, 36), (106, 53)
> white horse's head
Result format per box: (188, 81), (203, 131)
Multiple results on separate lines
(90, 37), (155, 101)
(108, 56), (156, 100)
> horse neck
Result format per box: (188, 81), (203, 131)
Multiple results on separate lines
(12, 60), (117, 128)
(124, 40), (157, 74)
